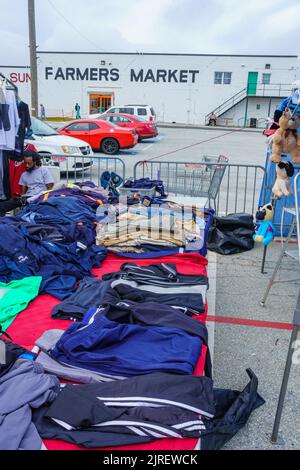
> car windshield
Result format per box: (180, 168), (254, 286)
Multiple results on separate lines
(31, 117), (59, 136)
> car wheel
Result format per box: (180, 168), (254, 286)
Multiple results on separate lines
(101, 138), (119, 155)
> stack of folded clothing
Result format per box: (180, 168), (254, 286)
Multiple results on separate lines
(33, 181), (108, 208)
(96, 202), (210, 257)
(36, 262), (209, 382)
(0, 195), (107, 299)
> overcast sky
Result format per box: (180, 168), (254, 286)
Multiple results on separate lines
(1, 0), (300, 65)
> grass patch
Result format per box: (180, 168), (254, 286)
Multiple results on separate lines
(46, 117), (73, 122)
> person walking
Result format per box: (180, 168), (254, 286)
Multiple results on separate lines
(75, 103), (81, 119)
(40, 104), (46, 121)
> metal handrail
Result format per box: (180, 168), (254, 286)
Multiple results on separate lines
(205, 88), (247, 121)
(205, 83), (292, 124)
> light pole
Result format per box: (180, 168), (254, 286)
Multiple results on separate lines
(28, 0), (38, 117)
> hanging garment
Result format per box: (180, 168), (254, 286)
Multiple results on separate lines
(0, 150), (6, 200)
(15, 100), (31, 158)
(0, 88), (10, 148)
(32, 369), (264, 450)
(0, 276), (42, 331)
(9, 159), (26, 197)
(0, 90), (20, 151)
(50, 306), (202, 377)
(0, 150), (12, 199)
(0, 360), (60, 450)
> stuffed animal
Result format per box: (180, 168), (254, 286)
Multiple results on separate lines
(270, 109), (300, 164)
(272, 161), (294, 198)
(253, 203), (275, 246)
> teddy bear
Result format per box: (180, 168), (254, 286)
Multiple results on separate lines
(272, 161), (295, 198)
(253, 203), (275, 246)
(270, 109), (300, 164)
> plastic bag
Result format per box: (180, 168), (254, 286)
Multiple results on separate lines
(207, 213), (255, 255)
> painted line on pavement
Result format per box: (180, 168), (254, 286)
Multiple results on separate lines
(140, 143), (154, 152)
(206, 315), (300, 331)
(207, 252), (216, 364)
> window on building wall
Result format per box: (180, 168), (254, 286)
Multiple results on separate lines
(223, 72), (232, 84)
(265, 64), (271, 69)
(214, 71), (232, 84)
(262, 73), (271, 85)
(256, 104), (261, 110)
(214, 72), (223, 84)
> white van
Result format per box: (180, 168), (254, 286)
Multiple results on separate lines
(103, 105), (156, 123)
(25, 117), (93, 173)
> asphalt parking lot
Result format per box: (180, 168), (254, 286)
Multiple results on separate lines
(94, 125), (267, 177)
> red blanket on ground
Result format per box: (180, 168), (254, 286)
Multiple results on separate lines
(6, 253), (208, 451)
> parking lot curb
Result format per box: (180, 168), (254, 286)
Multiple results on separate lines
(157, 122), (263, 133)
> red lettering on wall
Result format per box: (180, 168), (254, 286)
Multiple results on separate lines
(9, 72), (31, 83)
(10, 73), (18, 83)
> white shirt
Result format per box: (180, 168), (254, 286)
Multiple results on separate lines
(0, 89), (20, 151)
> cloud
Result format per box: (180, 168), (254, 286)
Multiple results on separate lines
(0, 0), (299, 67)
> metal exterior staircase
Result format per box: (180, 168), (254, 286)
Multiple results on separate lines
(205, 88), (247, 124)
(205, 83), (292, 125)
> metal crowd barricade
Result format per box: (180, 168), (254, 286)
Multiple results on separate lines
(41, 154), (125, 186)
(134, 158), (267, 216)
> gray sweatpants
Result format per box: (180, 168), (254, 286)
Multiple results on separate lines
(0, 360), (60, 450)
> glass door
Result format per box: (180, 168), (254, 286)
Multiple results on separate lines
(89, 94), (112, 114)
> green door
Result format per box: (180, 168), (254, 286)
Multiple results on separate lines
(247, 72), (258, 95)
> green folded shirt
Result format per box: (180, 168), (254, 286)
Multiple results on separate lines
(0, 276), (42, 331)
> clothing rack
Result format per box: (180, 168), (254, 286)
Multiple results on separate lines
(0, 72), (18, 94)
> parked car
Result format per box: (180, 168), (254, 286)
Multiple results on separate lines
(25, 117), (93, 172)
(98, 113), (158, 141)
(58, 119), (138, 155)
(103, 105), (156, 124)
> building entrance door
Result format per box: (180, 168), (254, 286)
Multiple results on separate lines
(89, 94), (112, 114)
(247, 72), (258, 95)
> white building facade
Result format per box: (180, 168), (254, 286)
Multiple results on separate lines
(1, 52), (297, 126)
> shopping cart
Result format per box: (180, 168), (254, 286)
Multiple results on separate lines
(154, 155), (229, 209)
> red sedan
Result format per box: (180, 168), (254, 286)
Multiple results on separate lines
(98, 113), (158, 141)
(58, 119), (138, 155)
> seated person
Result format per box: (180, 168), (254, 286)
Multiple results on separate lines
(19, 149), (54, 201)
(208, 113), (217, 126)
